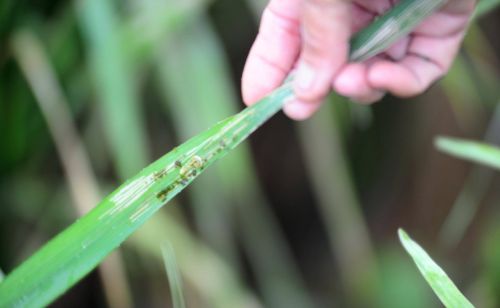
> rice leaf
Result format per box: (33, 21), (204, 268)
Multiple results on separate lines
(398, 229), (474, 308)
(435, 136), (500, 170)
(161, 242), (186, 308)
(0, 1), (446, 306)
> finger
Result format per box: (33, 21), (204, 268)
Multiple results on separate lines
(333, 62), (385, 104)
(414, 11), (473, 37)
(440, 0), (476, 15)
(414, 0), (474, 36)
(283, 98), (323, 120)
(367, 32), (465, 97)
(241, 0), (301, 105)
(385, 36), (410, 61)
(409, 32), (465, 71)
(293, 0), (351, 103)
(353, 0), (392, 14)
(351, 2), (376, 33)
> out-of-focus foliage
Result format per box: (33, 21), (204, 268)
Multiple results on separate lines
(436, 136), (500, 170)
(0, 0), (499, 307)
(161, 242), (187, 308)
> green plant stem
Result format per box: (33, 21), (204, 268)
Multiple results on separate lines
(0, 1), (446, 305)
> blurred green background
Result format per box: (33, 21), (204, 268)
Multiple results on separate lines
(1, 0), (499, 307)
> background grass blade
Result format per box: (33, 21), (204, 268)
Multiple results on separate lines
(129, 210), (261, 308)
(398, 229), (474, 308)
(123, 0), (213, 61)
(438, 106), (500, 248)
(78, 0), (150, 179)
(12, 28), (133, 308)
(161, 242), (186, 308)
(297, 99), (378, 304)
(475, 0), (500, 17)
(0, 1), (450, 305)
(436, 12), (500, 249)
(435, 136), (500, 170)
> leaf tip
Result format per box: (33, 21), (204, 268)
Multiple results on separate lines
(398, 228), (409, 242)
(434, 135), (453, 152)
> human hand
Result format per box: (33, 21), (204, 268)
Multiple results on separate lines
(241, 0), (476, 120)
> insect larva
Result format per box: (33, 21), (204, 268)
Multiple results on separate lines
(179, 155), (203, 178)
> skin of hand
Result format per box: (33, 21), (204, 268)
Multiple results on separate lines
(241, 0), (476, 120)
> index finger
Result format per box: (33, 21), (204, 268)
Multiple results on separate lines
(241, 0), (302, 105)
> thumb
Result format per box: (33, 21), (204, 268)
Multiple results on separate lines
(293, 0), (351, 103)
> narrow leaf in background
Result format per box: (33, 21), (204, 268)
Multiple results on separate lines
(435, 136), (500, 170)
(297, 99), (378, 304)
(438, 107), (500, 248)
(11, 28), (132, 308)
(475, 0), (500, 17)
(129, 210), (261, 308)
(161, 242), (186, 308)
(78, 0), (150, 179)
(398, 229), (474, 308)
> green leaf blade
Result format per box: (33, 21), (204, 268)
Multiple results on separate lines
(435, 136), (500, 170)
(398, 229), (474, 308)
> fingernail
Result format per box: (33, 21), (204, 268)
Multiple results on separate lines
(294, 62), (316, 91)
